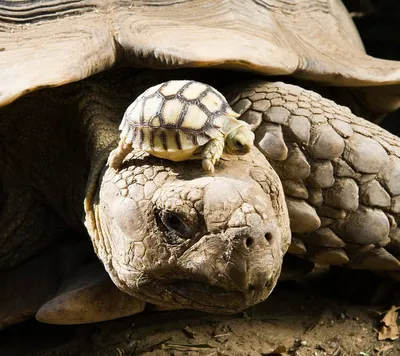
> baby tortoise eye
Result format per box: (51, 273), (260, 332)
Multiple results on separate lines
(159, 211), (194, 243)
(233, 138), (250, 153)
(234, 139), (245, 150)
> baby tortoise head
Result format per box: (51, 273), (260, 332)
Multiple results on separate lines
(224, 120), (255, 156)
(108, 80), (255, 173)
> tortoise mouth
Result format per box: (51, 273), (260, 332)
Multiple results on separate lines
(129, 277), (271, 314)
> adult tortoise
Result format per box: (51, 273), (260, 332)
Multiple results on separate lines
(1, 0), (400, 328)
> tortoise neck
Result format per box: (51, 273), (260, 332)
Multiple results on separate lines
(78, 88), (121, 227)
(79, 71), (166, 229)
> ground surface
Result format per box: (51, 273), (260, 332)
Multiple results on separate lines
(0, 270), (399, 356)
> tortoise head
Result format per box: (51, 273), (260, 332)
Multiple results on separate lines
(85, 149), (290, 314)
(225, 122), (255, 155)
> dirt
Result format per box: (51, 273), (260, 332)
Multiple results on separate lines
(0, 269), (399, 356)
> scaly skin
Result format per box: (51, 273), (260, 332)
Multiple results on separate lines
(86, 149), (290, 313)
(227, 81), (400, 271)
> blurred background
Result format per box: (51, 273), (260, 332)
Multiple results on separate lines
(343, 0), (400, 134)
(344, 0), (400, 60)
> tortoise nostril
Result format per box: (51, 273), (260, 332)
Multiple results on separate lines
(248, 283), (256, 291)
(265, 232), (273, 243)
(245, 237), (254, 248)
(264, 279), (272, 289)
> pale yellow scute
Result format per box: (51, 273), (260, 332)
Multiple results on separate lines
(165, 130), (179, 151)
(179, 132), (196, 150)
(149, 147), (198, 161)
(133, 128), (143, 148)
(162, 99), (185, 125)
(212, 115), (226, 130)
(197, 134), (212, 147)
(143, 83), (163, 97)
(181, 104), (209, 130)
(201, 91), (223, 113)
(143, 96), (163, 122)
(181, 82), (207, 100)
(140, 127), (152, 151)
(160, 80), (190, 96)
(127, 100), (144, 125)
(125, 126), (134, 143)
(152, 131), (165, 152)
(149, 116), (161, 128)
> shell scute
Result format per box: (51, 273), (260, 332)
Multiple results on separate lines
(149, 116), (161, 128)
(200, 91), (224, 113)
(143, 95), (163, 123)
(181, 82), (208, 100)
(181, 104), (209, 132)
(159, 80), (190, 96)
(161, 98), (185, 126)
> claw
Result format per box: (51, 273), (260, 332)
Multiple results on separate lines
(202, 159), (215, 173)
(107, 141), (133, 170)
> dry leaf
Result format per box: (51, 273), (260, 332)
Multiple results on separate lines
(182, 326), (196, 339)
(378, 305), (399, 341)
(162, 342), (215, 351)
(262, 345), (288, 355)
(374, 344), (393, 353)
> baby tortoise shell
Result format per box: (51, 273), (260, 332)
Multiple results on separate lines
(108, 80), (255, 173)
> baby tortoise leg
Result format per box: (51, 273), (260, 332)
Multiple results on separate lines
(201, 135), (225, 173)
(108, 140), (133, 170)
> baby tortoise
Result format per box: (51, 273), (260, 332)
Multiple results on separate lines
(108, 80), (255, 173)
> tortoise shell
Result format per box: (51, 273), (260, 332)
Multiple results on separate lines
(119, 80), (240, 159)
(1, 0), (400, 121)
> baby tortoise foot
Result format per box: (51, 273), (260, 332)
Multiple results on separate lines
(201, 136), (225, 173)
(108, 141), (133, 170)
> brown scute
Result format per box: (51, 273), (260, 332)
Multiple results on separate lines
(138, 127), (144, 148)
(174, 131), (182, 150)
(160, 130), (167, 151)
(227, 80), (400, 272)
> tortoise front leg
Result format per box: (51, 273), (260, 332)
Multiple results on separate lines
(226, 81), (400, 274)
(36, 260), (145, 325)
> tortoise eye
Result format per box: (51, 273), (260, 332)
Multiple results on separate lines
(233, 139), (248, 153)
(160, 211), (193, 241)
(234, 140), (244, 149)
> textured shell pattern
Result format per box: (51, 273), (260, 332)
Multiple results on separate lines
(119, 80), (236, 153)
